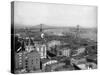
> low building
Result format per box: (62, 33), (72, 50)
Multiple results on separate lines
(73, 62), (97, 70)
(47, 40), (61, 48)
(72, 47), (85, 56)
(44, 62), (65, 72)
(41, 59), (58, 71)
(57, 48), (71, 57)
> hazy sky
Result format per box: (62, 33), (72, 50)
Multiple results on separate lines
(14, 1), (97, 28)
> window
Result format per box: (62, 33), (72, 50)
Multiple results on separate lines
(19, 60), (22, 62)
(19, 54), (22, 56)
(25, 66), (28, 69)
(19, 63), (22, 65)
(25, 60), (28, 65)
(25, 62), (28, 65)
(19, 57), (22, 59)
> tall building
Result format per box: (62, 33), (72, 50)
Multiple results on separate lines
(34, 24), (47, 59)
(15, 51), (26, 70)
(57, 48), (71, 57)
(36, 44), (47, 59)
(15, 36), (40, 72)
(15, 50), (40, 72)
(23, 50), (40, 72)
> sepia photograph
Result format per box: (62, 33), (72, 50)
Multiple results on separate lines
(11, 1), (97, 74)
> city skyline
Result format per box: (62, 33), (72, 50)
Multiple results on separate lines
(11, 2), (97, 74)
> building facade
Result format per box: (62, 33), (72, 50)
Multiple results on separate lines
(23, 50), (40, 72)
(15, 50), (40, 72)
(57, 48), (71, 57)
(15, 51), (26, 70)
(36, 44), (47, 59)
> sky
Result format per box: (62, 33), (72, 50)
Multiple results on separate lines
(14, 1), (97, 28)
